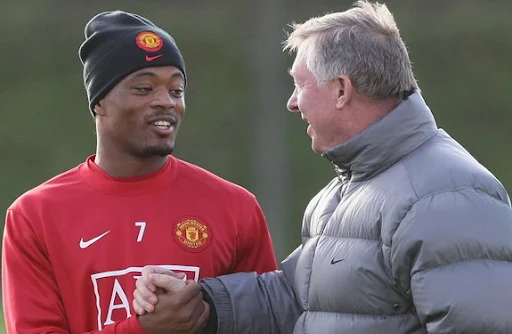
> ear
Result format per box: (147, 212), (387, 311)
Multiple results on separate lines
(94, 101), (106, 116)
(335, 75), (353, 109)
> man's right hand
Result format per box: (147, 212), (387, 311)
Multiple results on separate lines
(136, 278), (210, 334)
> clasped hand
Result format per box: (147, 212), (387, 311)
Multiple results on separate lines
(133, 266), (210, 334)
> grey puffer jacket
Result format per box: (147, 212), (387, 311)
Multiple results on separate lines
(201, 92), (512, 334)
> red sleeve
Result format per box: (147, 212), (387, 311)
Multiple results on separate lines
(2, 209), (146, 334)
(232, 197), (278, 274)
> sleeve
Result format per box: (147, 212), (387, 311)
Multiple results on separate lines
(200, 245), (303, 334)
(231, 196), (278, 274)
(2, 209), (145, 334)
(390, 189), (512, 334)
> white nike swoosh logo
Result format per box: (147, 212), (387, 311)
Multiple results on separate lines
(79, 231), (110, 249)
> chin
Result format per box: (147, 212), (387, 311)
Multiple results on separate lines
(311, 139), (323, 154)
(312, 147), (324, 155)
(311, 145), (322, 154)
(313, 142), (334, 155)
(141, 144), (175, 157)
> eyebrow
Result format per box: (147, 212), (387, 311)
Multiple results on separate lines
(132, 71), (185, 81)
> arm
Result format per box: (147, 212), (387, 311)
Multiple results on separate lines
(2, 209), (145, 334)
(131, 197), (286, 333)
(131, 267), (210, 333)
(391, 189), (512, 333)
(136, 280), (210, 334)
(200, 245), (303, 334)
(231, 197), (278, 274)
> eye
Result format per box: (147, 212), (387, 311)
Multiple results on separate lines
(170, 89), (184, 98)
(134, 87), (152, 94)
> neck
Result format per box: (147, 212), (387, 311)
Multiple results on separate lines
(94, 146), (168, 178)
(341, 94), (398, 144)
(355, 94), (399, 119)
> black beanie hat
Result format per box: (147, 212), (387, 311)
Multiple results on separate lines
(78, 10), (187, 115)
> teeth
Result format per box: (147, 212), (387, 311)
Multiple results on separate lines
(152, 120), (171, 128)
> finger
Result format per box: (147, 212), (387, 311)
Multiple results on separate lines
(155, 284), (203, 313)
(169, 271), (186, 280)
(135, 277), (158, 303)
(150, 273), (187, 292)
(137, 274), (156, 293)
(188, 300), (210, 333)
(133, 288), (156, 313)
(187, 298), (209, 332)
(156, 288), (205, 328)
(170, 282), (204, 311)
(141, 265), (174, 285)
(141, 265), (174, 276)
(132, 293), (147, 315)
(178, 280), (203, 301)
(193, 301), (211, 333)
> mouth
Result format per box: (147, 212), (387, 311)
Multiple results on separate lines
(152, 120), (173, 129)
(301, 116), (312, 135)
(147, 115), (178, 136)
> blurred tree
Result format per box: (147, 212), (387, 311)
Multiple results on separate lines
(252, 0), (291, 261)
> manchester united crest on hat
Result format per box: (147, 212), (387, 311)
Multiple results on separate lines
(136, 31), (163, 52)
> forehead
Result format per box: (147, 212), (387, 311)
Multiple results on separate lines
(289, 57), (312, 80)
(125, 66), (185, 82)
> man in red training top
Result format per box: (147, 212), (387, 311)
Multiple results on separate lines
(2, 10), (277, 334)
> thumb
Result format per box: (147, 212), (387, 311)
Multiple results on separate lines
(168, 271), (186, 280)
(150, 273), (186, 292)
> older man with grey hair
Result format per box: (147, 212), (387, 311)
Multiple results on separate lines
(133, 1), (512, 333)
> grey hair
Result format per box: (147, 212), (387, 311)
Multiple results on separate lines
(283, 1), (418, 100)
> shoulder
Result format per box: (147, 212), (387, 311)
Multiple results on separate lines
(174, 158), (257, 202)
(400, 130), (509, 205)
(390, 131), (512, 242)
(8, 164), (82, 213)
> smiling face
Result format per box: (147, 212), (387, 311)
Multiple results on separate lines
(94, 66), (186, 158)
(287, 55), (399, 155)
(287, 57), (348, 154)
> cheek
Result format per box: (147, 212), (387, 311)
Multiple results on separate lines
(108, 110), (141, 137)
(296, 90), (310, 111)
(175, 100), (186, 116)
(297, 90), (321, 118)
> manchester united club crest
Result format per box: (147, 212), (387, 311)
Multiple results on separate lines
(136, 31), (163, 52)
(175, 219), (212, 252)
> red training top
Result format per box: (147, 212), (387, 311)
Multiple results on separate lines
(2, 155), (277, 333)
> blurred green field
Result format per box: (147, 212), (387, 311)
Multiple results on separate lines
(1, 1), (512, 333)
(0, 316), (5, 334)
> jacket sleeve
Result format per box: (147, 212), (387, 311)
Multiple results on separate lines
(391, 188), (512, 334)
(231, 196), (278, 274)
(200, 245), (303, 334)
(2, 209), (145, 334)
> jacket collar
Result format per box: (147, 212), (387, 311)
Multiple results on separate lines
(322, 91), (438, 182)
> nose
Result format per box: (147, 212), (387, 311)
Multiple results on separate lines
(287, 88), (299, 112)
(151, 87), (176, 110)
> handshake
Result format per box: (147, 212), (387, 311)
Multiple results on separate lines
(132, 266), (211, 334)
